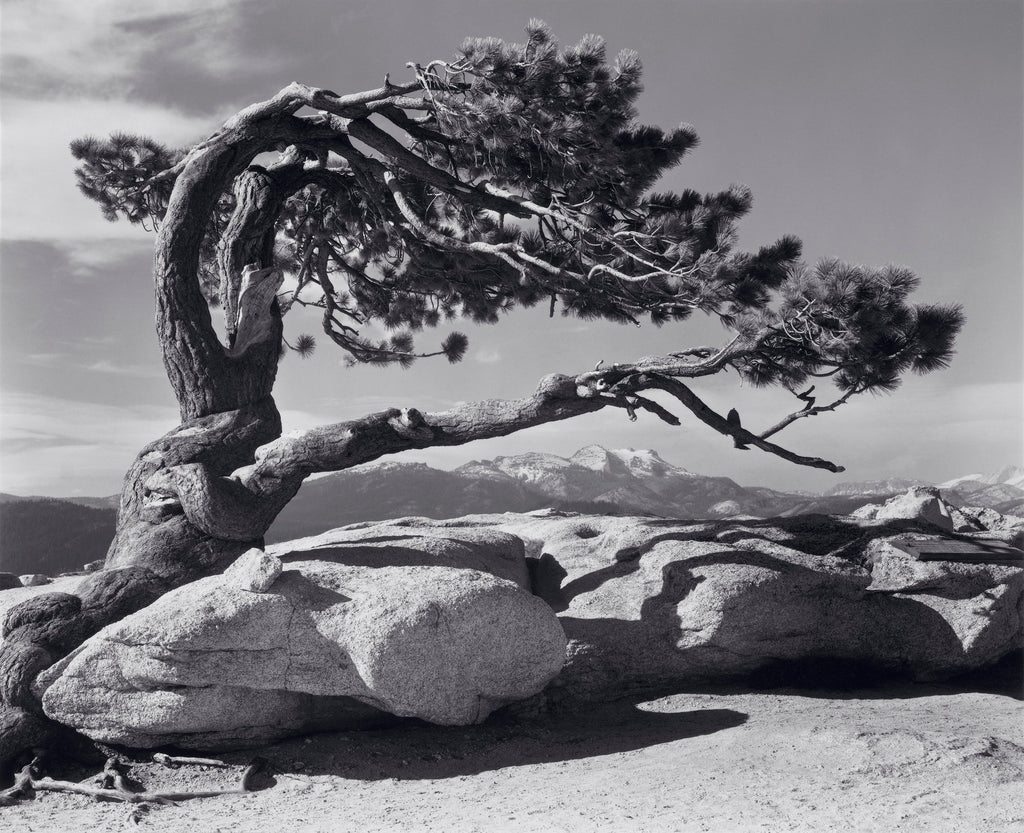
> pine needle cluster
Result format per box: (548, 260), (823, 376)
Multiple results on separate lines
(69, 21), (962, 392)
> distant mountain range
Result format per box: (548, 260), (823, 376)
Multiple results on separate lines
(267, 448), (1024, 543)
(0, 495), (117, 576)
(2, 448), (1022, 577)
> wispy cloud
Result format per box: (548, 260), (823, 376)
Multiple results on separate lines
(21, 353), (69, 367)
(84, 361), (165, 379)
(1, 97), (216, 241)
(1, 1), (260, 98)
(16, 353), (163, 379)
(0, 430), (93, 456)
(53, 239), (154, 279)
(0, 392), (178, 496)
(474, 349), (503, 364)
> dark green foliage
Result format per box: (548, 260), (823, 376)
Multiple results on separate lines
(70, 21), (962, 402)
(441, 331), (469, 363)
(732, 259), (965, 395)
(70, 134), (182, 227)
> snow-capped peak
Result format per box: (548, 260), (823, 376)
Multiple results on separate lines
(940, 465), (1024, 491)
(570, 446), (691, 477)
(989, 465), (1024, 488)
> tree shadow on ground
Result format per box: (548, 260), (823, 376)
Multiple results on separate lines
(247, 698), (747, 782)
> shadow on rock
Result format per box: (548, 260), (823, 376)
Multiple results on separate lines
(743, 649), (1023, 701)
(255, 700), (748, 782)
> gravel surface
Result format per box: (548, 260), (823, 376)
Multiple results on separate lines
(5, 668), (1022, 833)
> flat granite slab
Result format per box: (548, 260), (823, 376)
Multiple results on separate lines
(890, 538), (1024, 564)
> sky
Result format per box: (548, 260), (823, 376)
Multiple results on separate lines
(0, 0), (1021, 497)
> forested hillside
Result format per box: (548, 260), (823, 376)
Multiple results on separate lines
(0, 498), (115, 575)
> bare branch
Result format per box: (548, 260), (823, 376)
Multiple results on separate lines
(1, 756), (265, 810)
(635, 375), (845, 472)
(153, 753), (229, 768)
(345, 118), (532, 217)
(758, 388), (858, 440)
(239, 358), (843, 480)
(604, 388), (682, 425)
(241, 371), (604, 483)
(573, 334), (749, 383)
(215, 80), (423, 134)
(141, 339), (844, 544)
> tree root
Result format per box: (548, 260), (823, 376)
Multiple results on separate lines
(0, 753), (270, 818)
(153, 752), (230, 769)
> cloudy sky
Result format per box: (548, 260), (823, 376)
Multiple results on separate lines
(1, 0), (1021, 497)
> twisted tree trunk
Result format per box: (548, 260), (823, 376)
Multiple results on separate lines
(1, 105), (302, 772)
(103, 399), (283, 581)
(1, 81), (850, 775)
(102, 120), (303, 580)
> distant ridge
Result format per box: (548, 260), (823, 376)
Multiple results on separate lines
(823, 478), (928, 497)
(268, 449), (1024, 542)
(2, 450), (1021, 576)
(0, 497), (116, 575)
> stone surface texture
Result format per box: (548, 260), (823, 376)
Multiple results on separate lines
(0, 576), (89, 646)
(12, 503), (1024, 753)
(482, 509), (1022, 697)
(223, 547), (282, 592)
(19, 575), (51, 587)
(271, 523), (532, 589)
(37, 526), (565, 749)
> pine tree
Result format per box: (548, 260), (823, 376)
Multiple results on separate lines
(67, 19), (962, 575)
(1, 23), (963, 769)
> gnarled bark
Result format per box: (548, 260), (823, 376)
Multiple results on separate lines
(2, 36), (962, 779)
(135, 362), (843, 558)
(104, 397), (283, 580)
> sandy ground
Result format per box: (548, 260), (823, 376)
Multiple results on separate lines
(5, 668), (1022, 833)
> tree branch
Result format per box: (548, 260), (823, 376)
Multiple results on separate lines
(240, 356), (844, 482)
(573, 334), (749, 382)
(758, 388), (857, 440)
(344, 118), (532, 217)
(634, 375), (845, 472)
(242, 372), (603, 483)
(139, 348), (843, 542)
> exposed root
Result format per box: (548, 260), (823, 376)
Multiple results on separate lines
(0, 758), (35, 806)
(0, 753), (270, 817)
(153, 752), (229, 769)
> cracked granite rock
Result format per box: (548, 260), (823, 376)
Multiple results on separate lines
(487, 513), (1024, 698)
(31, 513), (1024, 747)
(36, 527), (565, 750)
